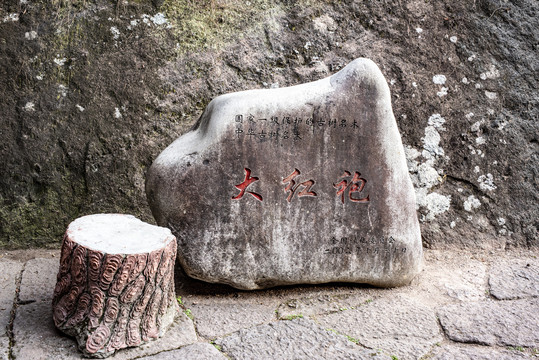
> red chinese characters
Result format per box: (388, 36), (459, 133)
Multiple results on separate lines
(232, 168), (263, 201)
(333, 171), (370, 203)
(282, 168), (317, 202)
(232, 167), (369, 203)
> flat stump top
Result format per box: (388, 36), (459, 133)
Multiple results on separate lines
(67, 214), (174, 254)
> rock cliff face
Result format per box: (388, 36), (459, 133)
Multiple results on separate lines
(0, 0), (537, 249)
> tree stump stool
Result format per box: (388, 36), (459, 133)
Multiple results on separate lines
(52, 214), (179, 358)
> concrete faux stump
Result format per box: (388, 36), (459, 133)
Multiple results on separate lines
(52, 214), (179, 358)
(147, 58), (423, 290)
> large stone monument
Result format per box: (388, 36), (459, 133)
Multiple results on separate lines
(146, 58), (422, 290)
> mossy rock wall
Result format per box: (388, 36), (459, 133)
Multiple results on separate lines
(0, 0), (537, 249)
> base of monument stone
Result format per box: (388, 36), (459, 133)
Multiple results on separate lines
(52, 214), (179, 358)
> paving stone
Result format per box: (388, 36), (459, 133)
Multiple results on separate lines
(430, 343), (532, 359)
(147, 58), (423, 290)
(489, 258), (539, 300)
(19, 258), (58, 302)
(191, 303), (275, 339)
(12, 300), (198, 360)
(437, 298), (539, 347)
(316, 295), (443, 360)
(276, 293), (374, 319)
(0, 336), (9, 360)
(0, 259), (23, 337)
(139, 343), (228, 360)
(214, 318), (391, 360)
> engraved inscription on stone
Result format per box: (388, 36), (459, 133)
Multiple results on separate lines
(146, 58), (423, 290)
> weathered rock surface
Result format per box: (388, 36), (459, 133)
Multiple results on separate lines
(52, 214), (179, 358)
(489, 258), (539, 300)
(214, 318), (391, 359)
(430, 343), (532, 360)
(19, 257), (57, 302)
(316, 295), (443, 360)
(147, 58), (422, 289)
(138, 343), (228, 360)
(437, 298), (539, 347)
(276, 293), (374, 320)
(190, 303), (276, 339)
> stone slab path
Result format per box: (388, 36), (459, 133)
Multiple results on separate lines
(0, 249), (537, 360)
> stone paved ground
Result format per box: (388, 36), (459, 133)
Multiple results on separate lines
(0, 249), (537, 360)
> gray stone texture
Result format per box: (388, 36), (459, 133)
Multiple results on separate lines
(191, 303), (276, 339)
(19, 257), (58, 302)
(430, 343), (532, 360)
(214, 318), (391, 360)
(139, 343), (228, 360)
(0, 259), (22, 336)
(437, 298), (539, 347)
(316, 295), (443, 360)
(276, 293), (374, 319)
(489, 258), (539, 300)
(12, 299), (198, 360)
(147, 58), (422, 290)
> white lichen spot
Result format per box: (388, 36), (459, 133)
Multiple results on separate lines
(425, 193), (451, 221)
(142, 14), (150, 25)
(497, 217), (506, 226)
(150, 13), (168, 25)
(462, 77), (469, 84)
(416, 163), (440, 189)
(389, 79), (396, 85)
(25, 31), (37, 40)
(304, 41), (312, 50)
(450, 221), (456, 228)
(464, 195), (481, 212)
(422, 126), (444, 157)
(428, 114), (446, 130)
(416, 27), (423, 33)
(114, 107), (122, 118)
(76, 104), (85, 112)
(475, 83), (482, 89)
(479, 65), (500, 80)
(465, 112), (474, 120)
(58, 84), (67, 97)
(474, 166), (480, 173)
(467, 215), (473, 221)
(36, 74), (43, 80)
(437, 87), (448, 97)
(478, 173), (496, 191)
(3, 13), (19, 22)
(485, 91), (497, 100)
(470, 120), (483, 132)
(53, 57), (67, 66)
(458, 188), (463, 192)
(20, 0), (28, 4)
(468, 54), (476, 62)
(450, 36), (458, 43)
(412, 81), (418, 87)
(476, 136), (486, 145)
(433, 74), (447, 85)
(23, 102), (35, 112)
(492, 160), (498, 165)
(110, 26), (120, 40)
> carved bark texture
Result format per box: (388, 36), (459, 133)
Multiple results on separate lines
(52, 215), (178, 358)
